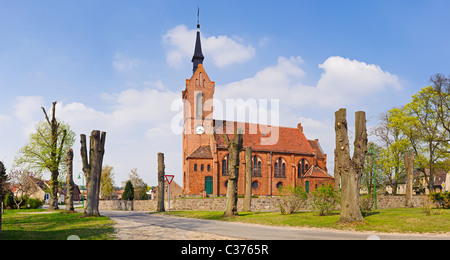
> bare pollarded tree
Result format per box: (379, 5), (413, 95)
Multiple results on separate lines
(64, 149), (75, 213)
(335, 109), (368, 223)
(222, 128), (243, 217)
(80, 130), (106, 217)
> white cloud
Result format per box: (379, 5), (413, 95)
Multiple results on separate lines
(14, 96), (44, 122)
(316, 56), (402, 107)
(216, 56), (307, 102)
(112, 52), (145, 72)
(216, 55), (402, 109)
(162, 25), (255, 68)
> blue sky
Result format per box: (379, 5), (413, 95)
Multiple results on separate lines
(1, 0), (449, 186)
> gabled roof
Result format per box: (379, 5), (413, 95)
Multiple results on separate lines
(308, 140), (325, 159)
(187, 145), (213, 159)
(304, 165), (334, 179)
(213, 120), (315, 155)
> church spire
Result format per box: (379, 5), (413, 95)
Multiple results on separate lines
(191, 7), (204, 74)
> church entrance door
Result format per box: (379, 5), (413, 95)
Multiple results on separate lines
(205, 176), (213, 194)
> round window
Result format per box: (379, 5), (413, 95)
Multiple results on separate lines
(276, 182), (283, 189)
(252, 181), (259, 189)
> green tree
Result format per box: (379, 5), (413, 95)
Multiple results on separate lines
(430, 73), (450, 142)
(14, 102), (76, 210)
(373, 109), (410, 194)
(361, 142), (386, 194)
(129, 168), (148, 200)
(100, 165), (115, 200)
(388, 87), (449, 192)
(122, 181), (134, 201)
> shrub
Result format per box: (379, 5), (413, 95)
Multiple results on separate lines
(360, 194), (375, 216)
(3, 192), (15, 209)
(25, 198), (44, 209)
(428, 192), (450, 209)
(278, 185), (308, 215)
(311, 184), (340, 216)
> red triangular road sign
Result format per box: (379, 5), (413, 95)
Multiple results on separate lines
(165, 175), (175, 185)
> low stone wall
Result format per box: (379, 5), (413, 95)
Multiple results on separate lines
(99, 197), (283, 212)
(376, 195), (428, 209)
(99, 195), (431, 212)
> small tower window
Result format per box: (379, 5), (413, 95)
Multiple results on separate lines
(195, 92), (203, 118)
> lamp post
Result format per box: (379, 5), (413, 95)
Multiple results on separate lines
(77, 172), (85, 208)
(369, 144), (377, 209)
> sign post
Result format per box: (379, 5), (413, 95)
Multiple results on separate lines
(165, 175), (175, 212)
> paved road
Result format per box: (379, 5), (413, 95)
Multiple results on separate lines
(101, 210), (450, 240)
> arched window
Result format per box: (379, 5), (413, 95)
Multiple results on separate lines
(252, 156), (262, 177)
(274, 158), (286, 178)
(195, 92), (203, 118)
(298, 159), (309, 177)
(222, 154), (229, 176)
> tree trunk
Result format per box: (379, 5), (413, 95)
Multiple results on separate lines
(41, 101), (67, 211)
(157, 153), (165, 212)
(223, 128), (243, 217)
(48, 171), (59, 210)
(334, 149), (341, 191)
(0, 161), (4, 235)
(336, 109), (367, 223)
(80, 130), (106, 217)
(404, 152), (414, 207)
(64, 149), (75, 212)
(243, 147), (252, 212)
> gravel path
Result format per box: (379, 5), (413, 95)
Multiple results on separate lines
(102, 211), (239, 240)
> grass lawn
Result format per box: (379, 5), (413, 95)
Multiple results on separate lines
(0, 209), (116, 240)
(160, 208), (450, 234)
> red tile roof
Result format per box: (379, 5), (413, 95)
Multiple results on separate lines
(304, 165), (334, 179)
(213, 120), (315, 155)
(187, 145), (213, 159)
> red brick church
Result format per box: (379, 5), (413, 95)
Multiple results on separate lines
(182, 21), (334, 197)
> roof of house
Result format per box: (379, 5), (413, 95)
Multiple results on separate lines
(213, 120), (316, 156)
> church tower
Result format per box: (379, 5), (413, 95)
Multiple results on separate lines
(182, 15), (215, 194)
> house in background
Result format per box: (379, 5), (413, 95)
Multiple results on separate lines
(11, 175), (49, 202)
(413, 169), (449, 194)
(152, 180), (183, 200)
(57, 183), (81, 204)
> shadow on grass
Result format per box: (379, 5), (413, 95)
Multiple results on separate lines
(1, 210), (115, 240)
(1, 228), (115, 240)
